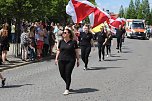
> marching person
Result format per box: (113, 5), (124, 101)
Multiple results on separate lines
(79, 24), (95, 70)
(95, 26), (107, 61)
(55, 29), (79, 95)
(122, 26), (126, 43)
(116, 25), (123, 53)
(105, 31), (113, 57)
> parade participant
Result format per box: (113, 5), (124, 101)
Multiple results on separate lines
(116, 25), (123, 53)
(55, 29), (79, 95)
(95, 26), (107, 61)
(79, 24), (95, 70)
(105, 31), (113, 57)
(122, 26), (126, 43)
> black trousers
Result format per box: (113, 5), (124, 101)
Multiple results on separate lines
(58, 60), (75, 90)
(80, 46), (91, 68)
(106, 45), (111, 55)
(117, 38), (122, 51)
(42, 44), (49, 57)
(98, 43), (105, 60)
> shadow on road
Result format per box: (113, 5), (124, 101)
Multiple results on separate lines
(104, 58), (128, 61)
(70, 88), (99, 94)
(110, 55), (121, 57)
(0, 84), (33, 88)
(121, 51), (133, 53)
(89, 67), (122, 70)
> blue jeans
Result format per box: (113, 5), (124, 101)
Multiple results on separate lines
(29, 48), (35, 60)
(11, 33), (16, 43)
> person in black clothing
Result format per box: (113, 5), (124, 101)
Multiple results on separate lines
(122, 26), (126, 43)
(105, 31), (113, 57)
(55, 29), (79, 95)
(79, 24), (95, 70)
(116, 25), (123, 53)
(95, 26), (107, 61)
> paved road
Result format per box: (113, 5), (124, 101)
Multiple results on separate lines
(0, 38), (152, 101)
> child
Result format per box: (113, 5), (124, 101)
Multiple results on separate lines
(105, 31), (113, 57)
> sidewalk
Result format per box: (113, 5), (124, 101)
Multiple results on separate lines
(0, 44), (57, 71)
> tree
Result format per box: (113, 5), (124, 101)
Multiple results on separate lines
(135, 0), (140, 11)
(137, 4), (144, 19)
(142, 0), (150, 24)
(135, 0), (140, 16)
(149, 8), (152, 25)
(127, 0), (136, 19)
(119, 5), (124, 18)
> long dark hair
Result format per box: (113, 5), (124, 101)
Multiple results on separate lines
(65, 29), (74, 40)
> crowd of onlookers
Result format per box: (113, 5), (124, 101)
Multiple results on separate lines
(0, 21), (84, 64)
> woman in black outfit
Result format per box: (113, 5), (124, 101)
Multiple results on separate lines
(55, 29), (79, 95)
(95, 26), (107, 61)
(79, 24), (95, 70)
(116, 25), (123, 53)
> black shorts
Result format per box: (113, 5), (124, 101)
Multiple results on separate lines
(1, 45), (9, 51)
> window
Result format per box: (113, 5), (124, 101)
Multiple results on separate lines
(131, 22), (144, 29)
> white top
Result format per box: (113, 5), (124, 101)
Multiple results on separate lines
(11, 25), (15, 33)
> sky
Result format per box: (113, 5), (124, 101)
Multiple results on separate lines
(95, 0), (152, 14)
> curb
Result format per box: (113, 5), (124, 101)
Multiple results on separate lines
(0, 55), (54, 72)
(0, 61), (35, 71)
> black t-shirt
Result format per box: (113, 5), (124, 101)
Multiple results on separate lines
(58, 40), (78, 61)
(106, 35), (113, 45)
(116, 29), (123, 38)
(79, 32), (93, 46)
(95, 31), (107, 44)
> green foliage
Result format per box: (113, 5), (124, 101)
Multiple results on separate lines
(122, 0), (152, 25)
(119, 5), (124, 18)
(0, 0), (69, 23)
(137, 4), (144, 19)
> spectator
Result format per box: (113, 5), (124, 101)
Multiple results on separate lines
(20, 27), (30, 61)
(11, 23), (16, 43)
(0, 24), (9, 64)
(28, 26), (36, 61)
(48, 26), (56, 56)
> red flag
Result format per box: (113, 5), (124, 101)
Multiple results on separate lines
(121, 18), (126, 26)
(89, 7), (110, 28)
(66, 0), (95, 23)
(109, 18), (122, 28)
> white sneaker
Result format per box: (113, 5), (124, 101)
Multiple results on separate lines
(83, 67), (88, 70)
(63, 90), (69, 95)
(106, 55), (109, 57)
